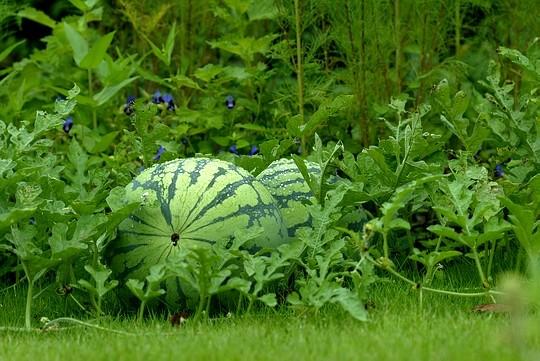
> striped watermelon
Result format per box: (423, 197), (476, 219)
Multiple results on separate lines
(256, 159), (321, 237)
(108, 157), (287, 282)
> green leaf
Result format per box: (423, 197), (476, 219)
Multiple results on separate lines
(80, 31), (115, 69)
(141, 34), (168, 66)
(126, 279), (145, 300)
(334, 288), (367, 321)
(0, 209), (36, 233)
(90, 131), (118, 153)
(258, 293), (277, 307)
(170, 74), (201, 90)
(49, 223), (87, 261)
(248, 1), (278, 20)
(64, 22), (88, 66)
(93, 76), (138, 106)
(0, 40), (26, 63)
(18, 8), (56, 28)
(427, 225), (463, 243)
(501, 197), (540, 257)
(165, 21), (176, 66)
(79, 263), (118, 298)
(68, 0), (89, 12)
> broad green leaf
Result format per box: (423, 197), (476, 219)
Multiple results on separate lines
(193, 64), (224, 82)
(80, 31), (115, 69)
(428, 225), (463, 244)
(18, 8), (56, 28)
(0, 209), (36, 233)
(49, 223), (87, 261)
(334, 288), (367, 321)
(248, 1), (278, 20)
(258, 293), (277, 307)
(64, 22), (88, 66)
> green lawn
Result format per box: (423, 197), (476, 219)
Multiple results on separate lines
(1, 281), (538, 361)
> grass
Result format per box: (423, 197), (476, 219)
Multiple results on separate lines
(1, 274), (539, 361)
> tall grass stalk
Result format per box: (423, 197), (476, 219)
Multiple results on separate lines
(294, 0), (306, 154)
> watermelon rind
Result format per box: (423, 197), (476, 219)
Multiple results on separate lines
(108, 157), (287, 282)
(256, 158), (321, 237)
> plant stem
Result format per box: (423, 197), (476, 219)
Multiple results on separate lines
(383, 232), (389, 260)
(88, 69), (97, 129)
(138, 301), (146, 321)
(487, 240), (497, 283)
(368, 257), (502, 298)
(472, 247), (489, 288)
(454, 0), (461, 57)
(194, 294), (206, 322)
(20, 262), (33, 330)
(394, 0), (401, 93)
(294, 0), (305, 154)
(25, 279), (33, 330)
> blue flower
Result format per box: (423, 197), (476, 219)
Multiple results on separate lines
(225, 95), (235, 110)
(124, 95), (136, 115)
(63, 117), (74, 133)
(248, 145), (259, 156)
(153, 145), (166, 161)
(494, 164), (504, 178)
(229, 144), (239, 155)
(161, 93), (175, 111)
(152, 90), (162, 104)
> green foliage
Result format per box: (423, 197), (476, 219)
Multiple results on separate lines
(1, 0), (540, 327)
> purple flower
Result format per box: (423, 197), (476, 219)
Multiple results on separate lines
(124, 95), (136, 115)
(229, 144), (239, 155)
(63, 117), (74, 133)
(248, 145), (259, 156)
(494, 164), (504, 178)
(152, 90), (162, 104)
(161, 93), (175, 111)
(153, 145), (166, 161)
(225, 95), (235, 110)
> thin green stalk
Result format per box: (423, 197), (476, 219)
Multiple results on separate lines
(138, 301), (146, 321)
(454, 0), (461, 57)
(193, 294), (207, 322)
(359, 0), (368, 146)
(25, 280), (33, 330)
(383, 232), (389, 260)
(472, 247), (489, 288)
(294, 0), (305, 154)
(88, 69), (97, 129)
(368, 257), (502, 298)
(487, 240), (497, 283)
(20, 262), (33, 330)
(394, 0), (401, 93)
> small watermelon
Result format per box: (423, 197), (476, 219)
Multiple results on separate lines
(108, 158), (287, 282)
(256, 158), (321, 237)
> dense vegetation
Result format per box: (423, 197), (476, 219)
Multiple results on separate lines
(0, 0), (539, 346)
